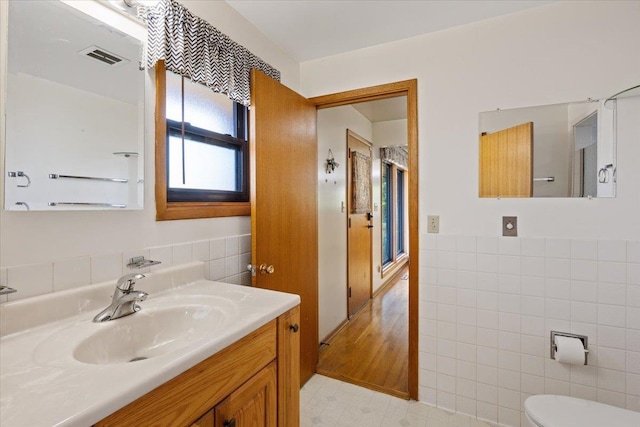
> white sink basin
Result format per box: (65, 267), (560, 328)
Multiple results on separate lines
(31, 294), (237, 367)
(73, 304), (226, 364)
(1, 267), (301, 427)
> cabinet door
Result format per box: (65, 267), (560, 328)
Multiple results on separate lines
(278, 306), (300, 427)
(191, 410), (214, 427)
(215, 361), (277, 427)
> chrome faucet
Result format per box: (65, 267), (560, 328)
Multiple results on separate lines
(93, 273), (149, 322)
(0, 285), (17, 295)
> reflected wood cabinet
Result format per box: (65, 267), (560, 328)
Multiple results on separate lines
(94, 306), (300, 427)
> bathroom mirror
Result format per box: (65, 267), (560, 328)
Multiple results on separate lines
(478, 99), (616, 198)
(3, 0), (145, 211)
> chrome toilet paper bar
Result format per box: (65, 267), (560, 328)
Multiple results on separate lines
(550, 331), (589, 365)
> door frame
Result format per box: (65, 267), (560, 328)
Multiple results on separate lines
(310, 79), (419, 400)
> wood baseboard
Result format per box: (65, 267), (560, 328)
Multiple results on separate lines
(373, 258), (409, 299)
(320, 259), (409, 349)
(319, 318), (349, 348)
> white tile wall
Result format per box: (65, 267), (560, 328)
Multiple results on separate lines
(1, 234), (252, 302)
(419, 235), (640, 426)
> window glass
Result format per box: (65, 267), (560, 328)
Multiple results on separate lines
(396, 169), (405, 255)
(168, 135), (237, 191)
(166, 71), (183, 123)
(165, 70), (248, 204)
(166, 72), (235, 136)
(183, 79), (235, 136)
(382, 162), (393, 265)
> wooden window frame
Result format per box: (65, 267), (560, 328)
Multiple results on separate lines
(155, 61), (251, 220)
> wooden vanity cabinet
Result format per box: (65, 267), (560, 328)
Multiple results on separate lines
(95, 306), (300, 427)
(192, 361), (277, 427)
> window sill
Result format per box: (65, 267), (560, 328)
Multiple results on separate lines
(156, 201), (250, 221)
(381, 254), (409, 279)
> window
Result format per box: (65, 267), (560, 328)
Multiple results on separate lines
(166, 71), (249, 203)
(381, 161), (407, 271)
(381, 162), (393, 265)
(155, 61), (251, 220)
(396, 169), (405, 255)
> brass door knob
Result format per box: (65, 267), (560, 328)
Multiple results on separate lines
(259, 264), (275, 274)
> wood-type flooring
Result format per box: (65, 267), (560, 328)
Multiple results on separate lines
(316, 272), (409, 399)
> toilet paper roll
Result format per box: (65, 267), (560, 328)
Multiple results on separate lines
(554, 335), (586, 364)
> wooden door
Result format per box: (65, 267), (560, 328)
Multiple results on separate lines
(250, 70), (318, 386)
(214, 362), (277, 427)
(479, 122), (533, 197)
(346, 130), (373, 317)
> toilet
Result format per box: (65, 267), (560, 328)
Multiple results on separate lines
(524, 395), (640, 427)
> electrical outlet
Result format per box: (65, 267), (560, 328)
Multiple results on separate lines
(427, 215), (439, 233)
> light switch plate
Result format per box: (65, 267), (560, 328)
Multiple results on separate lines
(427, 215), (439, 233)
(503, 216), (517, 237)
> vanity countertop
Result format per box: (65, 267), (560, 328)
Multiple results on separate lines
(0, 268), (300, 427)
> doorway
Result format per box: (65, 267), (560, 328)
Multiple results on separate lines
(311, 81), (418, 399)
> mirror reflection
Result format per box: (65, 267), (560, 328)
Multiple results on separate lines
(478, 99), (616, 198)
(4, 0), (144, 211)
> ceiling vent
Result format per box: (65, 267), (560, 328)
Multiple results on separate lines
(78, 46), (130, 67)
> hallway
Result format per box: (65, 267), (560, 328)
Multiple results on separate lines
(317, 270), (409, 398)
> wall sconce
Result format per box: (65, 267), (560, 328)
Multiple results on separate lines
(326, 149), (339, 174)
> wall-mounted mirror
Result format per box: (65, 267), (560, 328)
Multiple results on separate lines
(478, 99), (616, 198)
(3, 0), (144, 211)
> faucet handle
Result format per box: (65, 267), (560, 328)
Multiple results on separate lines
(116, 273), (145, 292)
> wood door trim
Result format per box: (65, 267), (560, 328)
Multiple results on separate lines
(347, 129), (372, 147)
(310, 79), (419, 400)
(311, 80), (418, 109)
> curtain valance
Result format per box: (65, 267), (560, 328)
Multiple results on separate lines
(139, 0), (281, 106)
(380, 146), (408, 169)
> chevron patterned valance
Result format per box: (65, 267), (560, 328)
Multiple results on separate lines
(380, 146), (408, 169)
(139, 0), (281, 106)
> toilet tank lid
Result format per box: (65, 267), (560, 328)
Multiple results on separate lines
(524, 395), (640, 427)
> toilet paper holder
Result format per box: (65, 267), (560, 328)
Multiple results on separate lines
(550, 331), (589, 365)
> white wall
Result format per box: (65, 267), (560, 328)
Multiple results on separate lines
(0, 0), (299, 298)
(5, 73), (139, 210)
(373, 119), (408, 147)
(317, 105), (372, 341)
(302, 1), (640, 425)
(301, 1), (640, 240)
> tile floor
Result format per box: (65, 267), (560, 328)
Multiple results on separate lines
(301, 375), (493, 427)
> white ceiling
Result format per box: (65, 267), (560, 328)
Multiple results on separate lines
(8, 1), (141, 104)
(352, 96), (407, 122)
(225, 0), (556, 62)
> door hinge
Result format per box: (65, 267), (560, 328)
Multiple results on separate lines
(348, 218), (351, 228)
(348, 287), (352, 298)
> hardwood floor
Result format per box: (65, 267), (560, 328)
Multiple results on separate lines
(316, 271), (409, 399)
